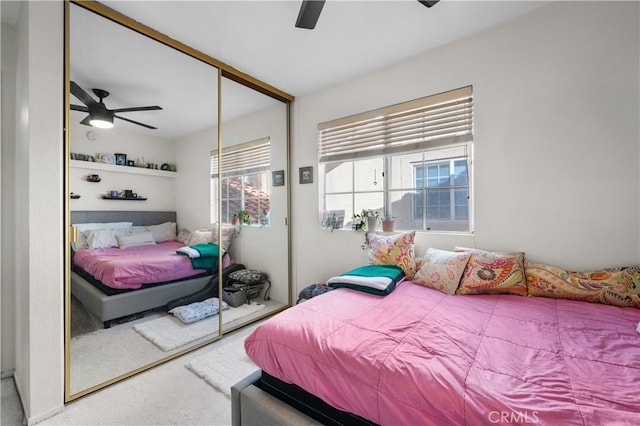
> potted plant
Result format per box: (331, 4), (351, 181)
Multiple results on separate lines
(352, 209), (380, 249)
(382, 216), (395, 232)
(235, 210), (251, 227)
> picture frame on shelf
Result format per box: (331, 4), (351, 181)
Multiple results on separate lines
(115, 153), (127, 166)
(100, 153), (115, 164)
(299, 166), (313, 184)
(272, 170), (285, 187)
(127, 160), (135, 166)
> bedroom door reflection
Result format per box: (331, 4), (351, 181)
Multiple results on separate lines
(66, 3), (221, 400)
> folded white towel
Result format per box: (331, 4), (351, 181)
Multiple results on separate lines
(177, 246), (200, 258)
(636, 321), (640, 335)
(326, 275), (393, 291)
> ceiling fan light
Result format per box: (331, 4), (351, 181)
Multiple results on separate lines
(89, 111), (114, 129)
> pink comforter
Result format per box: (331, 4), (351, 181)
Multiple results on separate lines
(73, 241), (207, 289)
(245, 281), (640, 425)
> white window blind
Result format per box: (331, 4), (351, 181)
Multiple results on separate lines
(211, 137), (270, 178)
(318, 86), (473, 163)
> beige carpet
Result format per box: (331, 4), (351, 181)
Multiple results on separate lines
(41, 323), (263, 425)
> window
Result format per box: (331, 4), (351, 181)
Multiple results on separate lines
(319, 86), (473, 232)
(211, 137), (271, 226)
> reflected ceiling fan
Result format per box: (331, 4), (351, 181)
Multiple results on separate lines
(70, 81), (162, 129)
(295, 0), (439, 30)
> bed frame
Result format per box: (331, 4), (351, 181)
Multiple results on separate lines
(231, 370), (322, 426)
(70, 210), (213, 328)
(231, 370), (374, 426)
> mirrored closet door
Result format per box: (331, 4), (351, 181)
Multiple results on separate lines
(65, 1), (292, 402)
(217, 76), (290, 333)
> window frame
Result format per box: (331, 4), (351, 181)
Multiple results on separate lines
(318, 86), (473, 234)
(210, 137), (271, 226)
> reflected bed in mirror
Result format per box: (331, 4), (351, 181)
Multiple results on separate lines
(66, 1), (292, 401)
(69, 210), (283, 395)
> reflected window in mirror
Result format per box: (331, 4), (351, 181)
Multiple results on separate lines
(211, 137), (271, 227)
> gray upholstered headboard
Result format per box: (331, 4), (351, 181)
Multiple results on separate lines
(70, 211), (176, 227)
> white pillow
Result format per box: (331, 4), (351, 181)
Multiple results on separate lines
(176, 228), (193, 244)
(83, 228), (118, 249)
(212, 223), (236, 250)
(117, 231), (156, 249)
(146, 221), (177, 242)
(72, 222), (133, 250)
(188, 229), (213, 246)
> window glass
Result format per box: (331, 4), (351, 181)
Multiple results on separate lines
(322, 146), (470, 232)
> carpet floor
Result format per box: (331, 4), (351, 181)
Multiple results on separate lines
(38, 322), (263, 425)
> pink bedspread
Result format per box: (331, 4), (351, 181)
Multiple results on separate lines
(245, 281), (640, 425)
(73, 241), (207, 290)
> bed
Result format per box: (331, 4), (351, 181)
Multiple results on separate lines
(70, 211), (217, 328)
(239, 280), (640, 425)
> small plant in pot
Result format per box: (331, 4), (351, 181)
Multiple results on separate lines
(381, 216), (395, 232)
(352, 209), (380, 249)
(235, 210), (251, 228)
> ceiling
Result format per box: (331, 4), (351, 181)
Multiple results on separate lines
(2, 1), (551, 139)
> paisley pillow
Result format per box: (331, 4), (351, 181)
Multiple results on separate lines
(455, 247), (527, 296)
(229, 269), (268, 285)
(368, 231), (416, 279)
(526, 263), (640, 309)
(413, 248), (471, 294)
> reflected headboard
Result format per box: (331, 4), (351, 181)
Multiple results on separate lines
(70, 211), (176, 226)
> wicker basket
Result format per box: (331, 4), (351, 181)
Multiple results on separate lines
(222, 288), (246, 307)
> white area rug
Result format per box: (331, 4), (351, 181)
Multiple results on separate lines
(186, 337), (259, 398)
(134, 302), (266, 351)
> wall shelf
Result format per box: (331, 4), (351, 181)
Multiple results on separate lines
(70, 159), (177, 178)
(101, 196), (148, 201)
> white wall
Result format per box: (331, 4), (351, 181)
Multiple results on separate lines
(291, 1), (640, 293)
(12, 1), (64, 423)
(174, 125), (216, 232)
(1, 20), (18, 376)
(69, 122), (177, 212)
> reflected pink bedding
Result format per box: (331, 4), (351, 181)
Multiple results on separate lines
(245, 281), (640, 425)
(73, 241), (207, 290)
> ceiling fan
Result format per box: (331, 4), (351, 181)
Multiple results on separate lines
(295, 0), (439, 30)
(70, 81), (162, 129)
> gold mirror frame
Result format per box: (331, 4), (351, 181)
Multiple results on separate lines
(63, 0), (293, 402)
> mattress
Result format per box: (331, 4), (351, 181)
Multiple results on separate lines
(73, 241), (208, 290)
(245, 281), (640, 425)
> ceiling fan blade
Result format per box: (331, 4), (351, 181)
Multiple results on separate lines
(295, 0), (325, 29)
(70, 104), (89, 112)
(111, 106), (163, 113)
(70, 81), (98, 107)
(114, 114), (158, 130)
(418, 0), (439, 8)
(79, 115), (92, 126)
